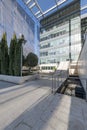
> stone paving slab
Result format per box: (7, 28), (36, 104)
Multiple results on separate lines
(0, 79), (87, 130)
(4, 93), (87, 130)
(0, 81), (16, 89)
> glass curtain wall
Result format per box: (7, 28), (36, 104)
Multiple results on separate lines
(40, 22), (69, 64)
(0, 0), (35, 52)
(40, 16), (81, 64)
(40, 0), (81, 64)
(0, 0), (39, 76)
(71, 16), (81, 60)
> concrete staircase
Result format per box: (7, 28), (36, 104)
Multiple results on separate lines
(69, 61), (78, 76)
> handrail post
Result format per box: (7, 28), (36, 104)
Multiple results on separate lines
(58, 75), (59, 88)
(55, 76), (57, 92)
(86, 79), (87, 102)
(52, 74), (53, 93)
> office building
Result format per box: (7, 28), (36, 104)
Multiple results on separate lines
(81, 0), (87, 45)
(40, 0), (81, 65)
(40, 0), (87, 67)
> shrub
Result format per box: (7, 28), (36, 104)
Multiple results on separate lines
(26, 52), (38, 72)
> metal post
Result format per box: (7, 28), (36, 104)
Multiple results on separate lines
(57, 74), (59, 90)
(19, 34), (27, 77)
(86, 79), (87, 102)
(52, 74), (53, 93)
(55, 76), (56, 92)
(21, 44), (22, 77)
(69, 19), (71, 62)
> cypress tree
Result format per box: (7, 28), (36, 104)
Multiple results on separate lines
(14, 40), (21, 76)
(0, 32), (9, 75)
(9, 34), (17, 75)
(0, 43), (1, 74)
(14, 34), (26, 76)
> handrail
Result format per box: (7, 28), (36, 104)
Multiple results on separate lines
(52, 70), (87, 101)
(52, 69), (69, 94)
(69, 76), (87, 102)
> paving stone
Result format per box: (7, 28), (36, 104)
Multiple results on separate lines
(55, 120), (68, 130)
(1, 78), (87, 130)
(54, 110), (70, 124)
(32, 120), (53, 130)
(68, 117), (85, 130)
(70, 107), (83, 119)
(14, 122), (32, 130)
(81, 102), (87, 125)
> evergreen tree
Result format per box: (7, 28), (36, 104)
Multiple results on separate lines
(0, 32), (9, 74)
(14, 40), (21, 76)
(14, 34), (26, 76)
(0, 43), (1, 74)
(9, 34), (17, 75)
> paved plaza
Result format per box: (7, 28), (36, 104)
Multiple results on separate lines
(0, 78), (87, 130)
(0, 81), (16, 89)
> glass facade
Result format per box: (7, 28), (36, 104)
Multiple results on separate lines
(81, 0), (87, 17)
(0, 0), (39, 57)
(81, 17), (87, 45)
(71, 17), (81, 60)
(40, 0), (81, 64)
(81, 0), (87, 46)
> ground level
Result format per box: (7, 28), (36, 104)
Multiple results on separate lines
(0, 77), (87, 130)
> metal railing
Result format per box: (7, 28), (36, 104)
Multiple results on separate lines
(52, 69), (69, 94)
(51, 70), (87, 102)
(69, 76), (87, 102)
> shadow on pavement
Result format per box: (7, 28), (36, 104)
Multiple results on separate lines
(0, 81), (16, 89)
(4, 93), (63, 130)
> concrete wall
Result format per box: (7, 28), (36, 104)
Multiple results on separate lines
(0, 74), (39, 84)
(78, 33), (87, 92)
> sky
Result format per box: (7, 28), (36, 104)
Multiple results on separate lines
(18, 0), (74, 21)
(81, 0), (87, 7)
(17, 0), (87, 23)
